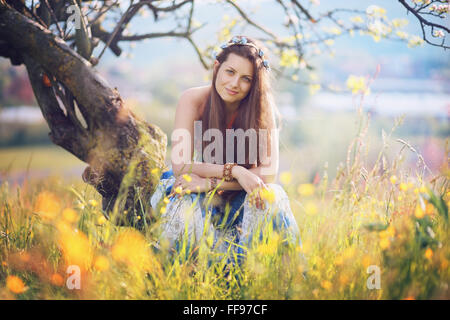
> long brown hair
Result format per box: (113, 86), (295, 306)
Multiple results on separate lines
(200, 36), (279, 171)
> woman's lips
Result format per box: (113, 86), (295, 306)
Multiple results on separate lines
(226, 88), (238, 95)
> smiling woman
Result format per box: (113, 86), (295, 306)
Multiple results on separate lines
(150, 36), (303, 264)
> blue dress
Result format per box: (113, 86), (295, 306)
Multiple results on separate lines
(150, 167), (303, 264)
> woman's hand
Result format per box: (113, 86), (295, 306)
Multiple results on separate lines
(168, 173), (209, 198)
(232, 166), (267, 210)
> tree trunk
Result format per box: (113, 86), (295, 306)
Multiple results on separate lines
(0, 2), (168, 229)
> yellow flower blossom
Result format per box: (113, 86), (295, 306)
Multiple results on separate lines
(182, 174), (192, 182)
(62, 208), (78, 223)
(50, 273), (64, 287)
(321, 280), (333, 290)
(58, 230), (92, 270)
(175, 186), (183, 194)
(350, 16), (364, 24)
(399, 183), (408, 192)
(111, 229), (154, 271)
(346, 75), (370, 95)
(298, 184), (315, 196)
(260, 187), (276, 204)
(415, 205), (425, 219)
(279, 171), (292, 185)
(6, 275), (26, 294)
(280, 49), (299, 68)
(34, 191), (61, 221)
(97, 215), (107, 225)
(88, 199), (99, 207)
(424, 248), (433, 260)
(380, 237), (390, 250)
(390, 175), (397, 184)
(309, 84), (321, 95)
(94, 256), (110, 272)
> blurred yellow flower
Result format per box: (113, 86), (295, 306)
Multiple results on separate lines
(380, 238), (390, 250)
(350, 16), (364, 24)
(298, 184), (315, 196)
(151, 168), (160, 176)
(425, 203), (434, 216)
(305, 202), (318, 215)
(163, 197), (170, 204)
(94, 256), (110, 272)
(6, 275), (26, 294)
(58, 230), (92, 269)
(88, 199), (99, 207)
(50, 273), (64, 287)
(183, 174), (192, 182)
(260, 187), (276, 204)
(160, 206), (167, 214)
(414, 205), (425, 219)
(346, 75), (369, 95)
(309, 84), (321, 95)
(390, 175), (397, 185)
(34, 191), (61, 221)
(424, 248), (433, 260)
(97, 215), (107, 225)
(321, 280), (332, 290)
(175, 186), (183, 194)
(111, 229), (154, 271)
(362, 254), (372, 268)
(62, 208), (78, 223)
(279, 171), (292, 185)
(339, 274), (349, 286)
(399, 183), (408, 192)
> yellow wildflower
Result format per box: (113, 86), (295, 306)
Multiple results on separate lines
(279, 171), (292, 185)
(50, 273), (64, 287)
(97, 215), (107, 225)
(62, 208), (78, 223)
(298, 184), (315, 196)
(346, 75), (369, 95)
(414, 205), (425, 219)
(183, 174), (192, 182)
(175, 186), (183, 194)
(6, 275), (26, 294)
(94, 256), (110, 272)
(260, 187), (276, 204)
(380, 238), (390, 250)
(34, 191), (61, 221)
(321, 280), (333, 290)
(88, 199), (99, 207)
(424, 248), (433, 260)
(399, 183), (408, 192)
(390, 175), (397, 184)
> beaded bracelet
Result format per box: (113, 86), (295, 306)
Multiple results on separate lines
(223, 163), (238, 182)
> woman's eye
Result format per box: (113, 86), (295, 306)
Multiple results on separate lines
(226, 70), (234, 74)
(244, 77), (251, 82)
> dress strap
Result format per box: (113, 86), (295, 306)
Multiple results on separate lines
(226, 109), (239, 129)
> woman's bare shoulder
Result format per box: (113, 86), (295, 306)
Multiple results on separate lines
(179, 85), (211, 118)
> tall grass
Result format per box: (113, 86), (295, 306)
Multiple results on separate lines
(0, 107), (448, 300)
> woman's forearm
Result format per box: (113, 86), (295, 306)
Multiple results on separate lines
(173, 161), (276, 187)
(172, 162), (224, 179)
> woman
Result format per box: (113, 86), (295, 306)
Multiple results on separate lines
(151, 36), (302, 261)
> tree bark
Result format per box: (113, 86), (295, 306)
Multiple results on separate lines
(0, 2), (168, 229)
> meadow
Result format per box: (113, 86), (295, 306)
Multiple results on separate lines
(0, 106), (448, 300)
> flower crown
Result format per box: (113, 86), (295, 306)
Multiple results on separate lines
(213, 36), (270, 71)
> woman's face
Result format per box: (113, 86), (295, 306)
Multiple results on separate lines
(214, 53), (254, 109)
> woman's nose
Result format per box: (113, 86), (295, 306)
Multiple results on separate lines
(231, 76), (239, 88)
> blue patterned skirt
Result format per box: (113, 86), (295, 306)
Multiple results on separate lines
(150, 168), (303, 263)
